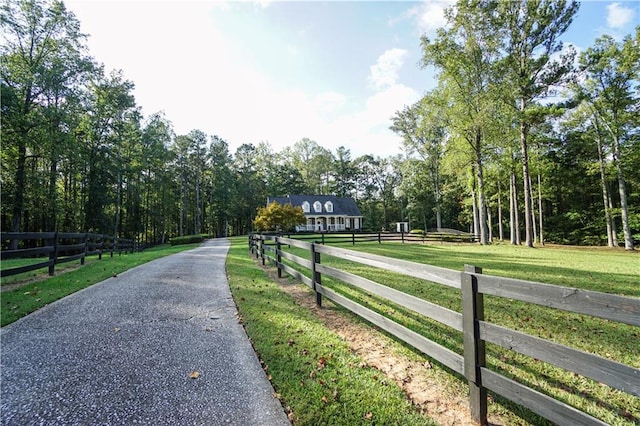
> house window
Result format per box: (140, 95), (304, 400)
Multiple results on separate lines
(302, 201), (310, 213)
(324, 201), (333, 212)
(313, 201), (322, 212)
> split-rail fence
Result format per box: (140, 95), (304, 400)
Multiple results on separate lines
(1, 232), (135, 278)
(249, 233), (639, 426)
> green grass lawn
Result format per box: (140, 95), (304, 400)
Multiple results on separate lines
(226, 237), (437, 425)
(265, 239), (639, 425)
(1, 243), (200, 326)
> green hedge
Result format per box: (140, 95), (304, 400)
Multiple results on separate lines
(169, 234), (206, 246)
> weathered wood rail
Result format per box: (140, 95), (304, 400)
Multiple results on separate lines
(1, 232), (135, 278)
(249, 234), (639, 425)
(277, 230), (479, 245)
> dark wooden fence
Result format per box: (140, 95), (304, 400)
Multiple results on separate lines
(1, 232), (135, 278)
(249, 234), (639, 426)
(277, 230), (479, 245)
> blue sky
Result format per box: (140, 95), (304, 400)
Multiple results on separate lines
(65, 0), (639, 158)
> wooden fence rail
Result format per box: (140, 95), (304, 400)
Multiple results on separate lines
(277, 230), (479, 245)
(1, 232), (135, 278)
(249, 233), (639, 426)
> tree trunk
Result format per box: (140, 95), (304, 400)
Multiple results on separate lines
(529, 173), (537, 244)
(471, 189), (479, 239)
(608, 190), (618, 247)
(537, 174), (544, 246)
(475, 139), (489, 245)
(520, 115), (534, 247)
(613, 135), (633, 250)
(595, 118), (615, 247)
(510, 171), (521, 245)
(487, 205), (493, 243)
(47, 156), (58, 231)
(434, 168), (442, 230)
(497, 180), (504, 241)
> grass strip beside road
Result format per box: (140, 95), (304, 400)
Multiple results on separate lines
(226, 237), (436, 425)
(1, 243), (200, 327)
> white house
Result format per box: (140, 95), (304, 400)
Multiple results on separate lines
(267, 195), (363, 232)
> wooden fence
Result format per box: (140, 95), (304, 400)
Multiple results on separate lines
(277, 230), (479, 245)
(249, 234), (639, 426)
(1, 232), (135, 278)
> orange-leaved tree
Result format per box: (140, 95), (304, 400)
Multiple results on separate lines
(253, 202), (306, 232)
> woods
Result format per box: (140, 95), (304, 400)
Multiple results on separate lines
(1, 0), (638, 248)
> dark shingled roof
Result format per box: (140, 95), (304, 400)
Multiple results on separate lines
(267, 195), (362, 217)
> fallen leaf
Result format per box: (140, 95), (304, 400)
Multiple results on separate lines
(114, 327), (121, 333)
(189, 371), (200, 379)
(288, 339), (295, 346)
(317, 356), (327, 371)
(364, 412), (373, 420)
(321, 396), (328, 403)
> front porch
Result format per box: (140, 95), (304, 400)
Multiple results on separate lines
(296, 216), (361, 232)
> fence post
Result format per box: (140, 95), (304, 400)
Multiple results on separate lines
(260, 237), (266, 266)
(378, 232), (381, 244)
(321, 232), (325, 245)
(311, 243), (322, 307)
(48, 232), (58, 276)
(276, 238), (282, 278)
(81, 233), (88, 265)
(401, 231), (405, 243)
(461, 264), (487, 425)
(110, 236), (115, 257)
(352, 232), (355, 245)
(98, 234), (104, 260)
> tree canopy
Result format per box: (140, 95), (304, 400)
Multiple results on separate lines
(1, 0), (637, 249)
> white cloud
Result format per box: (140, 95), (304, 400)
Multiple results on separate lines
(405, 0), (454, 36)
(606, 2), (635, 29)
(314, 92), (347, 114)
(368, 48), (408, 90)
(65, 1), (421, 158)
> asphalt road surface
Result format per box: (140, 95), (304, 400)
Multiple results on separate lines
(1, 239), (290, 426)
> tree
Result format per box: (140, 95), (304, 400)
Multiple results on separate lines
(208, 135), (233, 237)
(253, 201), (306, 232)
(355, 155), (401, 231)
(421, 1), (500, 244)
(79, 69), (138, 234)
(331, 146), (357, 198)
(1, 0), (93, 238)
(288, 137), (334, 194)
(391, 92), (447, 230)
(576, 29), (639, 250)
(495, 0), (579, 246)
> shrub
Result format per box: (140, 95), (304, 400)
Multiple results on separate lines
(169, 235), (204, 246)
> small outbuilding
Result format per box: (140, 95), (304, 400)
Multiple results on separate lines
(267, 195), (363, 232)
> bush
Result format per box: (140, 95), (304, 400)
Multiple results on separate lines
(169, 235), (205, 246)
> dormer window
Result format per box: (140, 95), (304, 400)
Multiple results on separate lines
(302, 201), (310, 213)
(313, 201), (322, 212)
(324, 201), (333, 213)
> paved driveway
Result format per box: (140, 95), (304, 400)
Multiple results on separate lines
(1, 239), (290, 426)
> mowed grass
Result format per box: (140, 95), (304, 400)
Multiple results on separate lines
(226, 237), (437, 425)
(271, 239), (639, 425)
(1, 244), (200, 326)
